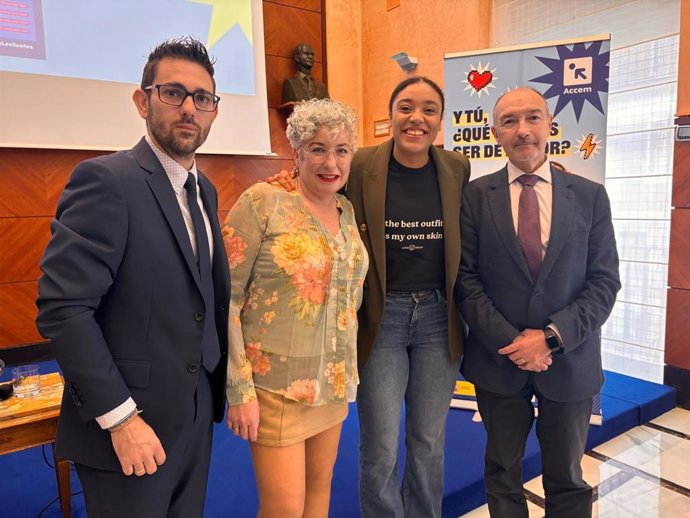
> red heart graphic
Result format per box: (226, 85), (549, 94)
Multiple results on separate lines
(467, 70), (493, 91)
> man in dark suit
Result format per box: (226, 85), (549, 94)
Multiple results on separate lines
(458, 87), (620, 518)
(36, 37), (230, 518)
(282, 42), (330, 103)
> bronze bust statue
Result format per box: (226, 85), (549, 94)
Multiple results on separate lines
(282, 43), (330, 103)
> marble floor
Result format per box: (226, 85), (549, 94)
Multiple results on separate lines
(459, 407), (690, 518)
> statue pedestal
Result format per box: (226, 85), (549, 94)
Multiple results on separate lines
(277, 101), (298, 115)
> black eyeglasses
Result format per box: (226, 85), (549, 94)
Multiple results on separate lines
(144, 84), (220, 112)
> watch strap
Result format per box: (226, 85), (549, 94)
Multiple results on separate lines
(544, 327), (563, 354)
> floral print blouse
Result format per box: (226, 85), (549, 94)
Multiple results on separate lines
(223, 183), (369, 407)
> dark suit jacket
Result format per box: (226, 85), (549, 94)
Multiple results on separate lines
(282, 74), (329, 103)
(346, 139), (471, 366)
(459, 165), (620, 402)
(36, 138), (230, 471)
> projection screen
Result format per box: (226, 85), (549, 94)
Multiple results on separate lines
(0, 0), (272, 155)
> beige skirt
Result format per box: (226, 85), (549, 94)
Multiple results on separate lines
(255, 388), (348, 447)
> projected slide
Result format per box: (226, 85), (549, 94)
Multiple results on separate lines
(0, 0), (254, 95)
(0, 0), (271, 155)
(0, 0), (45, 59)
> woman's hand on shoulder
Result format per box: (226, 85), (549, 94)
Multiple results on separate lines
(264, 169), (297, 192)
(227, 398), (260, 442)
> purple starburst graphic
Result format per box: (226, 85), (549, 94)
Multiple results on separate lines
(531, 41), (609, 122)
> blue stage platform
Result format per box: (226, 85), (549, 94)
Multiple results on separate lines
(0, 361), (676, 518)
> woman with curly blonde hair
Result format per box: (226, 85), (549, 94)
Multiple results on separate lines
(223, 99), (368, 518)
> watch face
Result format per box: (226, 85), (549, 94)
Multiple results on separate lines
(545, 330), (561, 351)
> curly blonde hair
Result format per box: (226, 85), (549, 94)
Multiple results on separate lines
(286, 98), (357, 151)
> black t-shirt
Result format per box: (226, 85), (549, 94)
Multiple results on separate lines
(384, 154), (446, 291)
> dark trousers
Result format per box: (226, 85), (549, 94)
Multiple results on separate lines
(76, 369), (214, 518)
(475, 381), (593, 518)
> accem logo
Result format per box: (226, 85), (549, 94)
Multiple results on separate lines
(563, 57), (593, 94)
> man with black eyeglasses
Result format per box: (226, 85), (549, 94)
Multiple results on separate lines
(36, 36), (230, 518)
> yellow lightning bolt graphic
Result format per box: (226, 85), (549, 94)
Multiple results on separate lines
(189, 0), (253, 48)
(580, 133), (596, 159)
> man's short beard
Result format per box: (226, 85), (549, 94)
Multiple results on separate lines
(147, 115), (208, 159)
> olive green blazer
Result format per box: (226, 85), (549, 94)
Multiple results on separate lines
(346, 139), (471, 366)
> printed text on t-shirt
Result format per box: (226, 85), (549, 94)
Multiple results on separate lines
(385, 218), (444, 247)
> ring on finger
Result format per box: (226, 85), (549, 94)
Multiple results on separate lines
(232, 425), (240, 432)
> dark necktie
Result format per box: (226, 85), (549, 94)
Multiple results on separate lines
(303, 75), (313, 95)
(516, 174), (542, 281)
(184, 173), (220, 371)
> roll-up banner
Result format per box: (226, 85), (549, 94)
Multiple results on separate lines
(444, 35), (611, 184)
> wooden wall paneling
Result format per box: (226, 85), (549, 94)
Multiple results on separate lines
(665, 288), (690, 370)
(265, 56), (295, 107)
(0, 218), (51, 283)
(0, 162), (49, 218)
(45, 150), (106, 210)
(668, 209), (690, 288)
(0, 282), (44, 347)
(197, 158), (239, 210)
(678, 3), (690, 116)
(198, 155), (295, 210)
(268, 109), (293, 157)
(265, 55), (323, 108)
(264, 0), (321, 12)
(263, 2), (323, 59)
(319, 0), (327, 86)
(672, 141), (690, 209)
(2, 151), (63, 218)
(1, 148), (105, 217)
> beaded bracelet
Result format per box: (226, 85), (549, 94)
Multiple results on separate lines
(108, 409), (143, 433)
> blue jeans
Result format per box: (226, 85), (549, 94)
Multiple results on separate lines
(357, 290), (460, 518)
